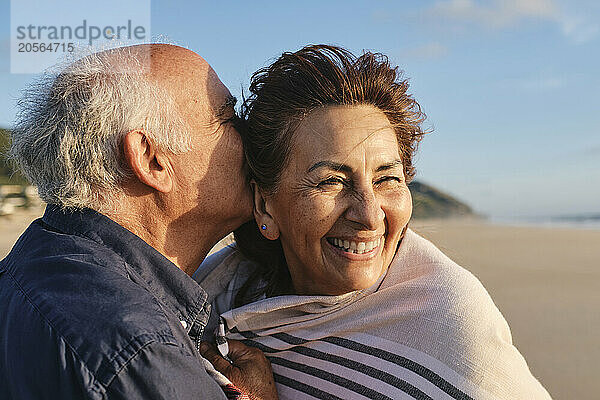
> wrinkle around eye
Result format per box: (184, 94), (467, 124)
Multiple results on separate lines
(290, 177), (336, 198)
(375, 180), (410, 196)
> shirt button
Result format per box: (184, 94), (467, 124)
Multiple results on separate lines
(180, 320), (188, 329)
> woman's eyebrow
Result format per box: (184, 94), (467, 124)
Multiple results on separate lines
(376, 159), (403, 172)
(307, 161), (352, 174)
(308, 159), (402, 174)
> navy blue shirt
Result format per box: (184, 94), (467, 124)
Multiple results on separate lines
(0, 205), (227, 399)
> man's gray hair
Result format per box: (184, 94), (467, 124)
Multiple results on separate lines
(10, 46), (192, 211)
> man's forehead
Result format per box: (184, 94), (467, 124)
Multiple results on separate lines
(203, 67), (234, 116)
(143, 49), (231, 122)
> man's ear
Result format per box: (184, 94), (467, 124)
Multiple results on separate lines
(123, 130), (173, 193)
(252, 181), (280, 240)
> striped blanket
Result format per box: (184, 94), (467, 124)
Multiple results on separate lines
(196, 229), (551, 399)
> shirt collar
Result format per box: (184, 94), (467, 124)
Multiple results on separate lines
(42, 205), (209, 334)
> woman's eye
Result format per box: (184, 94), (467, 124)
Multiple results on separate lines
(375, 176), (402, 186)
(318, 177), (346, 187)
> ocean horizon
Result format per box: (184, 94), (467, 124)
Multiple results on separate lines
(490, 214), (600, 231)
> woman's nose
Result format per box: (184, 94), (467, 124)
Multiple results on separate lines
(344, 188), (384, 230)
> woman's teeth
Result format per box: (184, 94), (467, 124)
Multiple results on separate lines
(329, 237), (381, 254)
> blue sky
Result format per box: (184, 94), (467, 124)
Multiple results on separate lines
(1, 0), (599, 218)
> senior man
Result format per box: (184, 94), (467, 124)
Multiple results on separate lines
(0, 44), (277, 399)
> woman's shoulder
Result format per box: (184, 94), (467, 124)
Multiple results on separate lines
(194, 245), (259, 303)
(387, 230), (550, 398)
(386, 228), (504, 325)
(389, 229), (483, 286)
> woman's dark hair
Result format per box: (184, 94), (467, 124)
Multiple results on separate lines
(233, 44), (427, 306)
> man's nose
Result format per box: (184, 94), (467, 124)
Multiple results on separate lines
(344, 187), (384, 230)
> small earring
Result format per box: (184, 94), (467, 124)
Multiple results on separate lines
(260, 224), (267, 230)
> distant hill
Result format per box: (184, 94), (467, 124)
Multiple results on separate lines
(409, 180), (476, 219)
(0, 128), (27, 185)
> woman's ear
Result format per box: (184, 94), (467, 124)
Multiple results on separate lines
(252, 181), (280, 240)
(123, 130), (173, 193)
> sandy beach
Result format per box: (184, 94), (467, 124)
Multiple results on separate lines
(2, 210), (598, 399)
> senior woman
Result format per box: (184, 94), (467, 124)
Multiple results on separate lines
(196, 45), (551, 399)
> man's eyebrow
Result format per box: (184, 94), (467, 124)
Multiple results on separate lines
(307, 161), (352, 174)
(376, 159), (403, 172)
(215, 94), (237, 121)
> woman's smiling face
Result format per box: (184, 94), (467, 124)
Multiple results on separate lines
(260, 105), (412, 295)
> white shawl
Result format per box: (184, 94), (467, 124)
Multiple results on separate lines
(196, 229), (551, 399)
